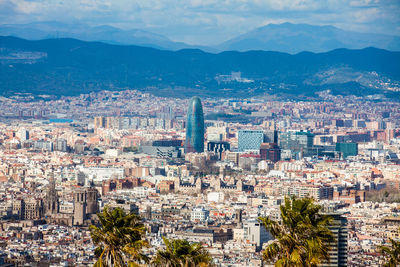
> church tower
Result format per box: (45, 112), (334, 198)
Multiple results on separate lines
(195, 177), (202, 193)
(235, 209), (243, 227)
(45, 171), (59, 216)
(73, 188), (87, 225)
(86, 188), (99, 215)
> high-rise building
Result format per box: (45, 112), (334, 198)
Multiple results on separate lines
(260, 143), (281, 162)
(94, 116), (105, 129)
(207, 126), (228, 142)
(18, 129), (29, 142)
(336, 143), (358, 159)
(207, 141), (230, 160)
(264, 130), (278, 143)
(238, 130), (264, 152)
(55, 139), (68, 152)
(322, 213), (348, 267)
(279, 131), (315, 159)
(185, 96), (204, 153)
(158, 106), (175, 120)
(34, 140), (53, 151)
(243, 220), (272, 251)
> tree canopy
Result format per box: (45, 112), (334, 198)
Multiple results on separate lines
(259, 196), (334, 267)
(90, 206), (148, 267)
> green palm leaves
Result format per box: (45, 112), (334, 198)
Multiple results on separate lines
(379, 236), (400, 267)
(90, 206), (149, 267)
(89, 207), (213, 267)
(259, 197), (335, 267)
(152, 237), (212, 267)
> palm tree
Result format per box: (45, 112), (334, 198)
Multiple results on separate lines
(152, 237), (212, 267)
(259, 196), (334, 267)
(379, 237), (400, 267)
(90, 206), (149, 267)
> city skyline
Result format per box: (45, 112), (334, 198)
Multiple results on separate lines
(0, 88), (399, 265)
(0, 1), (399, 266)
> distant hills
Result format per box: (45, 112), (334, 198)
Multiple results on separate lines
(0, 21), (208, 51)
(0, 36), (399, 99)
(217, 22), (400, 54)
(1, 22), (400, 54)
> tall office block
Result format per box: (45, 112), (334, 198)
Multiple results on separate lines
(264, 130), (278, 143)
(336, 143), (358, 159)
(185, 96), (204, 153)
(94, 116), (105, 129)
(260, 143), (281, 162)
(279, 131), (315, 159)
(18, 129), (29, 142)
(238, 130), (264, 152)
(243, 221), (272, 251)
(55, 138), (68, 152)
(207, 141), (230, 160)
(322, 213), (348, 267)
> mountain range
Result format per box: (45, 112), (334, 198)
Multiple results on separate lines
(1, 22), (400, 54)
(1, 36), (399, 99)
(0, 21), (207, 51)
(217, 22), (400, 54)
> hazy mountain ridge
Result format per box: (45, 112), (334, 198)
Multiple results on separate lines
(2, 22), (400, 54)
(0, 36), (399, 99)
(217, 23), (400, 53)
(0, 21), (211, 51)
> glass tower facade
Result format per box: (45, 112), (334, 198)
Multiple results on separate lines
(279, 131), (315, 159)
(185, 96), (204, 153)
(336, 142), (358, 158)
(238, 130), (265, 152)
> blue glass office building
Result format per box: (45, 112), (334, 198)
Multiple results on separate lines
(238, 130), (265, 152)
(185, 96), (204, 153)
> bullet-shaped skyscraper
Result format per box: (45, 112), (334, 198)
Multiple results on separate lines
(185, 96), (204, 153)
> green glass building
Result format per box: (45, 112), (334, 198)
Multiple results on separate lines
(336, 142), (358, 158)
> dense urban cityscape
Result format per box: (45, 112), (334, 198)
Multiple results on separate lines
(0, 88), (398, 266)
(1, 0), (400, 265)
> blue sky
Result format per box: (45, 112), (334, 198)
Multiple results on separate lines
(1, 0), (399, 45)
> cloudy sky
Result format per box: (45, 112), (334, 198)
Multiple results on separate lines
(1, 0), (399, 45)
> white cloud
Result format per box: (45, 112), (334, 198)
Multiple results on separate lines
(0, 0), (399, 44)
